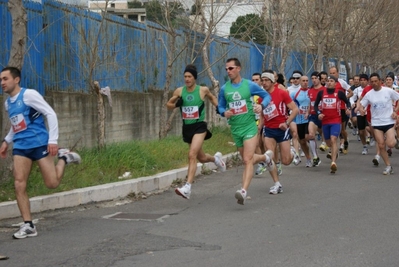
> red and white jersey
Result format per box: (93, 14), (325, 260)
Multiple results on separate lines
(321, 88), (341, 125)
(308, 86), (325, 115)
(262, 89), (292, 128)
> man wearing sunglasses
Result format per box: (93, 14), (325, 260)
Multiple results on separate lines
(217, 58), (272, 205)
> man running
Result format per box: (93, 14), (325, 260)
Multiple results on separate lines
(314, 76), (351, 174)
(218, 58), (273, 205)
(358, 73), (399, 175)
(167, 64), (226, 200)
(0, 67), (81, 239)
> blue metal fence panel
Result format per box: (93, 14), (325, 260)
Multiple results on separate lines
(1, 0), (360, 95)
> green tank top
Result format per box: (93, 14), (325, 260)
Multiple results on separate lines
(224, 79), (255, 126)
(180, 85), (205, 125)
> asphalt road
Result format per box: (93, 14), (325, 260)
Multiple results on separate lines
(1, 136), (399, 267)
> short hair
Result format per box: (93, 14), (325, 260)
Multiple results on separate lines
(226, 58), (241, 67)
(252, 72), (261, 77)
(1, 66), (21, 79)
(359, 73), (369, 80)
(311, 71), (319, 77)
(369, 73), (380, 80)
(277, 73), (285, 85)
(318, 71), (328, 80)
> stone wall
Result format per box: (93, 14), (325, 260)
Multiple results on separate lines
(1, 90), (226, 149)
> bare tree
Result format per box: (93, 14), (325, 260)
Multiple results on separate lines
(1, 0), (27, 181)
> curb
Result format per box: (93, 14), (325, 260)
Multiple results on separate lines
(0, 155), (233, 220)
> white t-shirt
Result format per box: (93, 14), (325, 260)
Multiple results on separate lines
(360, 86), (399, 126)
(351, 86), (365, 115)
(288, 84), (300, 94)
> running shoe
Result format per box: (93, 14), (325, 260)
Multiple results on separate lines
(369, 138), (375, 147)
(276, 162), (282, 176)
(214, 152), (226, 172)
(372, 154), (380, 166)
(290, 146), (301, 165)
(357, 135), (361, 141)
(352, 127), (357, 136)
(269, 184), (283, 195)
(13, 223), (37, 239)
(264, 150), (275, 171)
(313, 157), (321, 167)
(235, 189), (247, 205)
(319, 142), (328, 152)
(362, 146), (368, 155)
(327, 151), (338, 160)
(343, 141), (349, 154)
(366, 137), (370, 145)
(387, 148), (392, 157)
(339, 144), (344, 154)
(255, 163), (266, 175)
(58, 148), (80, 164)
(383, 165), (393, 175)
(300, 150), (305, 157)
(306, 159), (312, 167)
(330, 162), (337, 174)
(175, 184), (191, 199)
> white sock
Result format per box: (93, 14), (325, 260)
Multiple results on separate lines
(185, 183), (191, 189)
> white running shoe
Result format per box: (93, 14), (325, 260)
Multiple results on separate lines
(13, 223), (37, 239)
(175, 184), (191, 199)
(276, 162), (282, 176)
(306, 159), (312, 167)
(372, 155), (380, 166)
(255, 163), (266, 175)
(319, 142), (328, 152)
(58, 148), (81, 164)
(290, 146), (301, 166)
(383, 166), (393, 175)
(214, 152), (226, 172)
(300, 150), (305, 157)
(369, 138), (375, 147)
(269, 184), (283, 195)
(362, 146), (368, 155)
(330, 162), (337, 174)
(264, 150), (275, 171)
(235, 189), (247, 205)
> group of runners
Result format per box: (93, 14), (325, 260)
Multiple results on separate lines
(170, 59), (399, 206)
(2, 58), (399, 241)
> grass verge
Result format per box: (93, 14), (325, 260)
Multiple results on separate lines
(0, 127), (237, 202)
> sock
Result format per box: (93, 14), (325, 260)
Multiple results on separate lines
(309, 139), (317, 158)
(275, 181), (281, 187)
(185, 183), (191, 189)
(25, 221), (34, 228)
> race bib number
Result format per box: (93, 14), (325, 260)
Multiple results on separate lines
(263, 103), (279, 121)
(182, 106), (199, 120)
(229, 100), (248, 115)
(10, 114), (27, 133)
(322, 98), (337, 109)
(299, 105), (309, 114)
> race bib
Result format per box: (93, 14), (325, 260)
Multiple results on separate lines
(263, 103), (279, 121)
(322, 98), (337, 109)
(10, 114), (27, 133)
(229, 100), (248, 115)
(299, 105), (309, 114)
(182, 106), (199, 120)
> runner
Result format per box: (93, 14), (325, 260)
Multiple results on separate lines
(218, 58), (273, 205)
(314, 75), (351, 173)
(358, 73), (399, 175)
(0, 67), (81, 239)
(259, 70), (300, 194)
(167, 64), (226, 200)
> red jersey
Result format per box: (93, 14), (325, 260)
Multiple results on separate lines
(361, 85), (372, 122)
(336, 81), (347, 110)
(308, 86), (326, 115)
(321, 88), (341, 125)
(262, 88), (292, 128)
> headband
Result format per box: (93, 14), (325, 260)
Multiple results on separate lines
(261, 72), (275, 83)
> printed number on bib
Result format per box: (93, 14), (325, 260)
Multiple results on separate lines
(322, 98), (337, 109)
(10, 114), (27, 133)
(229, 100), (248, 115)
(263, 103), (279, 121)
(182, 106), (199, 120)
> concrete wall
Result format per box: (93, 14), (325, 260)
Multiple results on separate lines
(1, 90), (225, 149)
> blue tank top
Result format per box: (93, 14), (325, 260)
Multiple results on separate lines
(7, 88), (49, 149)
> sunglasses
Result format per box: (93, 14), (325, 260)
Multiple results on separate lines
(293, 77), (300, 80)
(225, 66), (237, 71)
